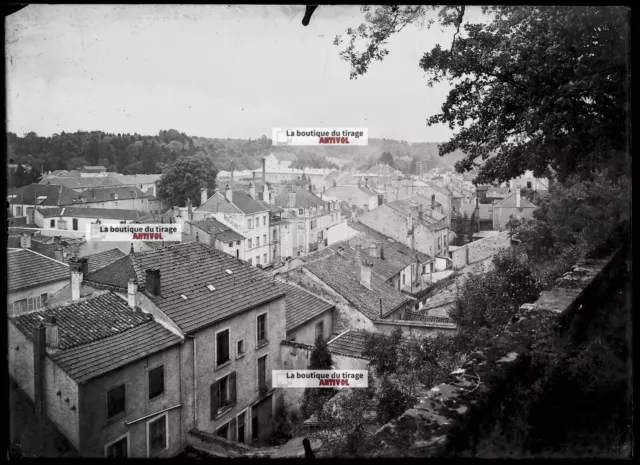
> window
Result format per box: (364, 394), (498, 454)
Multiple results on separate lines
(106, 384), (126, 420)
(256, 255), (260, 265)
(297, 221), (304, 230)
(216, 329), (230, 366)
(236, 241), (241, 246)
(115, 202), (118, 207)
(256, 236), (260, 247)
(263, 216), (266, 226)
(252, 409), (259, 442)
(147, 414), (168, 457)
(258, 355), (267, 394)
(11, 299), (28, 316)
(248, 238), (253, 248)
(257, 314), (267, 344)
(248, 218), (253, 229)
(310, 220), (317, 230)
(217, 422), (229, 440)
(527, 181), (532, 189)
(72, 218), (78, 231)
(263, 253), (267, 263)
(237, 339), (245, 357)
(105, 435), (128, 458)
(273, 230), (277, 240)
(402, 274), (406, 285)
(236, 250), (239, 258)
(148, 365), (164, 400)
(315, 321), (324, 341)
(211, 372), (237, 417)
(50, 219), (55, 228)
(228, 242), (233, 248)
(248, 258), (252, 265)
(237, 411), (246, 444)
(298, 208), (304, 216)
(263, 234), (266, 244)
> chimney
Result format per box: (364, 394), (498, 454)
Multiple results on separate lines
(45, 316), (58, 349)
(262, 184), (269, 203)
(249, 183), (256, 200)
(225, 185), (233, 203)
(431, 194), (435, 210)
(68, 257), (85, 301)
(200, 187), (208, 206)
(308, 183), (312, 193)
(128, 279), (138, 309)
(231, 170), (235, 181)
(407, 214), (413, 234)
(288, 192), (297, 209)
(360, 261), (373, 289)
(252, 171), (256, 185)
(20, 232), (32, 249)
(54, 237), (64, 262)
(355, 244), (362, 260)
(418, 203), (424, 221)
(369, 243), (377, 258)
(33, 323), (46, 419)
(516, 188), (521, 208)
(145, 269), (161, 296)
(262, 157), (267, 185)
(379, 243), (385, 260)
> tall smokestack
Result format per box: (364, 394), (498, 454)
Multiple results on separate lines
(249, 183), (256, 200)
(68, 257), (86, 301)
(200, 187), (208, 206)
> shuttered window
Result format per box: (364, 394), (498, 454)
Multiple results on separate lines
(211, 372), (236, 418)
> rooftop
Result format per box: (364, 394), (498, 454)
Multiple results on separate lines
(39, 176), (125, 190)
(9, 184), (81, 206)
(495, 191), (537, 208)
(75, 186), (149, 203)
(85, 248), (127, 274)
(83, 242), (286, 333)
(273, 186), (327, 209)
(199, 189), (269, 215)
(277, 281), (335, 332)
(8, 248), (69, 292)
(189, 218), (245, 243)
(11, 291), (181, 383)
(348, 222), (432, 263)
(36, 207), (147, 221)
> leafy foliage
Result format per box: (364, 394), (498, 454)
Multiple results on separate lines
(335, 6), (630, 183)
(301, 337), (336, 420)
(156, 154), (218, 208)
(8, 164), (42, 188)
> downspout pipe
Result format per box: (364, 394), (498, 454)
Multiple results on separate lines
(186, 334), (197, 430)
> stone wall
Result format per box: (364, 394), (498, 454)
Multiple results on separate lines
(366, 245), (626, 457)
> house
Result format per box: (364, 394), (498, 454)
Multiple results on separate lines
(505, 170), (549, 191)
(322, 183), (378, 212)
(7, 245), (71, 316)
(256, 193), (294, 263)
(485, 187), (510, 203)
(8, 184), (82, 223)
(34, 207), (147, 232)
(187, 218), (246, 260)
(110, 174), (162, 198)
(8, 290), (183, 457)
(39, 176), (125, 192)
(272, 186), (343, 257)
(79, 166), (107, 177)
(277, 281), (335, 345)
(286, 244), (414, 332)
(71, 186), (151, 211)
(492, 189), (537, 231)
(358, 204), (450, 259)
(80, 242), (288, 446)
(424, 184), (453, 227)
(387, 195), (447, 226)
(197, 186), (272, 267)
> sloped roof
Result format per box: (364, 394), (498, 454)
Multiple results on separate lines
(37, 207), (147, 221)
(278, 281), (335, 332)
(387, 196), (447, 226)
(8, 249), (69, 292)
(111, 174), (161, 185)
(366, 164), (395, 175)
(84, 242), (286, 333)
(86, 248), (127, 274)
(189, 218), (245, 243)
(198, 190), (268, 215)
(7, 236), (60, 261)
(39, 176), (125, 189)
(348, 222), (431, 263)
(273, 186), (326, 209)
(81, 166), (107, 172)
(495, 191), (536, 208)
(11, 290), (181, 383)
(303, 251), (412, 320)
(10, 184), (81, 206)
(273, 152), (297, 162)
(75, 186), (148, 203)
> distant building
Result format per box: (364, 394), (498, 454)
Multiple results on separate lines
(322, 183), (378, 212)
(492, 188), (537, 231)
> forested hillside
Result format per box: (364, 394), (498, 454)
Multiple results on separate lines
(7, 129), (467, 176)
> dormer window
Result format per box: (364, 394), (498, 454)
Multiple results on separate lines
(36, 196), (47, 205)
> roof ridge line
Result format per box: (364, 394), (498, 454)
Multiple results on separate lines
(327, 329), (350, 345)
(22, 248), (70, 267)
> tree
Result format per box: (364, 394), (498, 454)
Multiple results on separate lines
(301, 337), (336, 420)
(378, 151), (396, 169)
(451, 211), (471, 246)
(157, 155), (218, 208)
(335, 6), (630, 184)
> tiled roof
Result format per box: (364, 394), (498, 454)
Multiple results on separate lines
(6, 236), (60, 261)
(273, 186), (326, 209)
(303, 252), (412, 320)
(348, 222), (431, 263)
(401, 311), (457, 328)
(10, 184), (81, 206)
(111, 174), (161, 185)
(189, 218), (245, 243)
(81, 166), (107, 171)
(486, 187), (510, 198)
(366, 164), (395, 175)
(256, 200), (284, 214)
(428, 184), (453, 196)
(198, 190), (268, 215)
(323, 234), (419, 281)
(387, 197), (447, 226)
(84, 242), (286, 333)
(11, 291), (181, 383)
(39, 176), (125, 190)
(277, 281), (335, 332)
(495, 191), (536, 208)
(36, 207), (147, 221)
(86, 248), (127, 274)
(75, 186), (148, 203)
(8, 249), (69, 292)
(327, 330), (371, 359)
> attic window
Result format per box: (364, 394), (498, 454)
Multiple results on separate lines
(207, 284), (216, 291)
(36, 196), (47, 204)
(181, 294), (188, 300)
(225, 269), (233, 275)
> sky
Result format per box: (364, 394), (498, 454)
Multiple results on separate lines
(6, 5), (484, 142)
